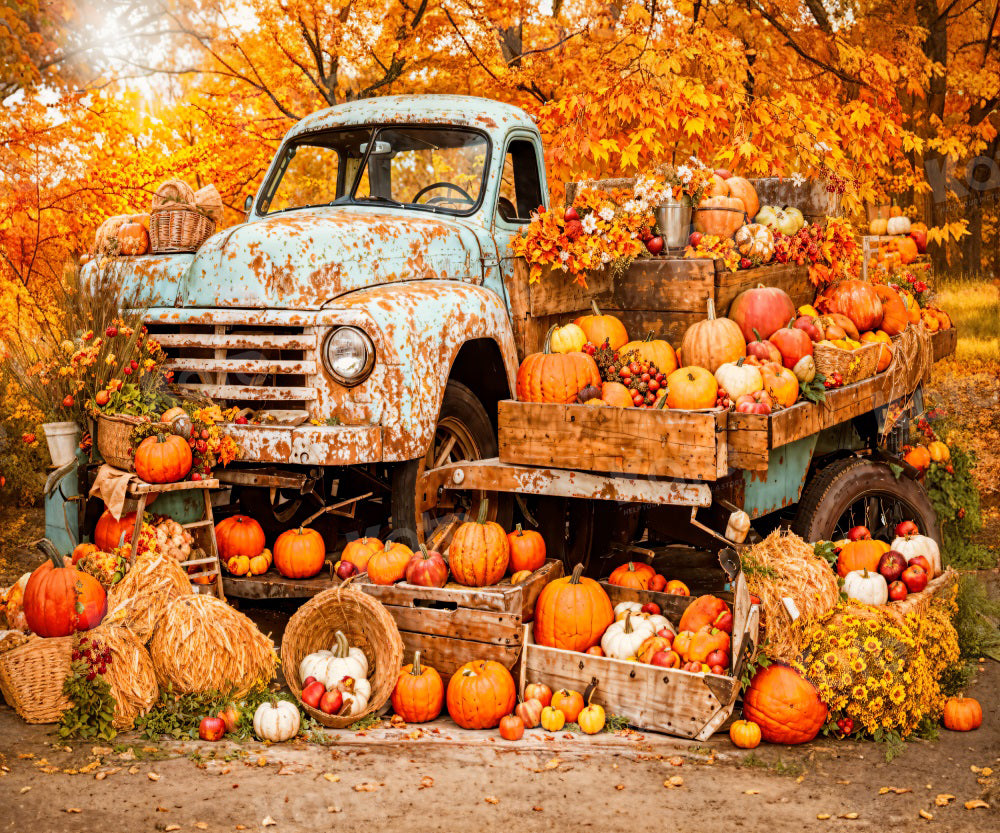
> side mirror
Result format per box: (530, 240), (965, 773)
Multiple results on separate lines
(243, 194), (253, 213)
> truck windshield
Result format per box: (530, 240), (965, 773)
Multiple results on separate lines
(260, 125), (489, 216)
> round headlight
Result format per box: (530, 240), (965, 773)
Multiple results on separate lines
(322, 327), (375, 386)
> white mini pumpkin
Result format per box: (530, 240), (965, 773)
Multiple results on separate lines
(890, 535), (941, 576)
(643, 614), (675, 635)
(601, 612), (655, 659)
(734, 223), (774, 261)
(886, 216), (911, 236)
(253, 699), (300, 742)
(338, 677), (370, 716)
(715, 358), (764, 400)
(613, 601), (643, 620)
(843, 569), (888, 606)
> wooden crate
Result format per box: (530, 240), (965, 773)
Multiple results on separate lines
(499, 400), (728, 481)
(519, 572), (758, 740)
(931, 327), (957, 362)
(355, 560), (563, 680)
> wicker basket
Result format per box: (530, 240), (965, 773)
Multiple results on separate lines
(814, 341), (882, 385)
(96, 413), (145, 471)
(149, 203), (217, 253)
(280, 582), (403, 728)
(0, 635), (74, 723)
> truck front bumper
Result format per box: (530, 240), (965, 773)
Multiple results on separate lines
(224, 423), (383, 466)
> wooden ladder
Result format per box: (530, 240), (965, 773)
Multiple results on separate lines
(127, 477), (226, 600)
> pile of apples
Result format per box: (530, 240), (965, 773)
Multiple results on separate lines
(628, 595), (735, 675)
(843, 520), (938, 600)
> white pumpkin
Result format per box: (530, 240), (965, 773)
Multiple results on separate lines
(253, 699), (300, 742)
(644, 614), (675, 635)
(715, 358), (763, 400)
(734, 223), (774, 261)
(844, 569), (888, 606)
(886, 216), (911, 236)
(613, 601), (643, 621)
(299, 649), (334, 684)
(332, 629), (370, 678)
(601, 612), (655, 659)
(338, 677), (370, 716)
(890, 535), (941, 576)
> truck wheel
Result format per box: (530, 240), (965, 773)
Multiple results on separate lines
(792, 456), (941, 543)
(391, 380), (513, 547)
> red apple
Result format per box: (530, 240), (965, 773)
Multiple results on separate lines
(712, 609), (734, 635)
(319, 689), (344, 715)
(793, 315), (823, 342)
(887, 580), (908, 601)
(651, 650), (681, 669)
(746, 335), (783, 365)
(907, 554), (933, 575)
(877, 550), (907, 583)
(217, 704), (241, 733)
(199, 716), (226, 741)
(895, 520), (919, 537)
(847, 525), (871, 541)
(735, 390), (773, 415)
(302, 676), (317, 688)
(901, 564), (928, 594)
(706, 649), (729, 668)
(909, 228), (927, 254)
(709, 664), (726, 675)
(641, 602), (661, 616)
(524, 683), (552, 708)
(688, 231), (703, 246)
(335, 560), (359, 580)
(564, 207), (580, 222)
(301, 680), (326, 709)
(656, 627), (674, 642)
(645, 236), (665, 255)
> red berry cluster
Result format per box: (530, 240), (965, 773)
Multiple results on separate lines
(823, 371), (844, 389)
(618, 359), (666, 407)
(71, 637), (112, 682)
(715, 387), (732, 409)
(772, 223), (823, 266)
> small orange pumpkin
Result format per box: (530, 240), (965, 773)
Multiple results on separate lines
(341, 536), (383, 571)
(760, 362), (798, 408)
(942, 694), (982, 731)
(533, 564), (614, 653)
(366, 540), (412, 585)
(694, 194), (746, 237)
(273, 526), (326, 579)
(446, 660), (517, 729)
(729, 719), (762, 748)
(392, 651), (444, 723)
(551, 689), (584, 723)
(573, 301), (629, 350)
(215, 515), (266, 561)
(600, 381), (634, 408)
(448, 500), (509, 587)
(134, 432), (193, 484)
(904, 445), (931, 472)
(680, 299), (746, 374)
(666, 366), (718, 410)
(117, 221), (150, 256)
(226, 555), (251, 576)
(71, 542), (99, 565)
(94, 510), (136, 552)
(836, 539), (889, 577)
(608, 561), (654, 590)
(506, 524), (546, 573)
(516, 328), (602, 404)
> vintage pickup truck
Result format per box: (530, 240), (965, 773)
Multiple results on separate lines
(103, 94), (954, 579)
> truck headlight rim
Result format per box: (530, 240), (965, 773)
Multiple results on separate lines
(322, 326), (375, 386)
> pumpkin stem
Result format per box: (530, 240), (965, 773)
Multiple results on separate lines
(419, 543), (429, 559)
(475, 499), (489, 525)
(411, 651), (423, 676)
(706, 298), (717, 321)
(270, 697), (279, 709)
(623, 611), (634, 634)
(569, 563), (585, 584)
(543, 324), (557, 354)
(37, 537), (63, 569)
(590, 299), (601, 317)
(736, 356), (745, 367)
(655, 392), (668, 409)
(515, 523), (523, 536)
(332, 630), (349, 658)
(644, 332), (653, 343)
(752, 328), (762, 343)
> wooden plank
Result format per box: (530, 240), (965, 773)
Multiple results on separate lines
(931, 327), (957, 362)
(128, 478), (220, 495)
(155, 333), (317, 350)
(174, 383), (317, 401)
(714, 263), (813, 313)
(399, 631), (522, 680)
(611, 258), (714, 313)
(381, 604), (522, 645)
(769, 376), (880, 448)
(524, 262), (614, 318)
(223, 571), (339, 600)
(163, 358), (316, 374)
(750, 178), (842, 219)
(725, 412), (770, 471)
(498, 402), (725, 480)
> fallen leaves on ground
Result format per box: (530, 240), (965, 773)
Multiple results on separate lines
(64, 808), (81, 813)
(262, 816), (276, 827)
(744, 789), (760, 795)
(935, 794), (955, 806)
(879, 786), (913, 795)
(668, 756), (683, 766)
(484, 796), (499, 804)
(419, 776), (434, 789)
(147, 772), (160, 781)
(353, 782), (380, 792)
(964, 800), (990, 810)
(322, 773), (339, 782)
(663, 776), (684, 789)
(918, 809), (933, 820)
(838, 812), (859, 820)
(816, 814), (831, 820)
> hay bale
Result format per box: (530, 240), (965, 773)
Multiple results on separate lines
(91, 622), (158, 729)
(741, 529), (840, 662)
(149, 595), (277, 698)
(106, 552), (192, 643)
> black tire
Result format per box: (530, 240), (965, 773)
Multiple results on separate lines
(792, 456), (941, 544)
(391, 380), (512, 548)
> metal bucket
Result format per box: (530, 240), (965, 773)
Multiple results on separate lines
(655, 201), (692, 247)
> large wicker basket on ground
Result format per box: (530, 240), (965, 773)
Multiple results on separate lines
(0, 635), (74, 723)
(96, 413), (145, 471)
(280, 583), (403, 728)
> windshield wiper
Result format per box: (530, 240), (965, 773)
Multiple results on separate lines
(356, 195), (405, 207)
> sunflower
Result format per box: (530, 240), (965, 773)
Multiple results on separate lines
(863, 636), (880, 653)
(822, 651), (839, 667)
(850, 658), (866, 673)
(852, 685), (868, 700)
(889, 685), (906, 705)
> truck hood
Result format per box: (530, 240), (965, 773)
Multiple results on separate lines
(177, 206), (482, 309)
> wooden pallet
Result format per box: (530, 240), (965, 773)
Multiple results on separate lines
(355, 560), (563, 680)
(519, 571), (758, 740)
(499, 400), (728, 481)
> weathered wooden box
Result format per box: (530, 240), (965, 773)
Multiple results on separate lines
(355, 560), (563, 680)
(499, 400), (728, 481)
(519, 572), (757, 740)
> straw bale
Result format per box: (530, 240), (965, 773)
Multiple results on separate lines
(91, 622), (158, 729)
(106, 552), (192, 643)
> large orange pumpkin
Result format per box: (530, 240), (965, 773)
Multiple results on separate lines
(506, 524), (546, 573)
(392, 651), (444, 723)
(600, 382), (634, 408)
(446, 660), (517, 729)
(94, 510), (136, 552)
(873, 285), (908, 336)
(693, 194), (746, 237)
(117, 221), (150, 256)
(742, 664), (828, 744)
(366, 540), (412, 585)
(341, 536), (382, 571)
(516, 328), (602, 404)
(573, 301), (629, 350)
(215, 515), (266, 561)
(666, 366), (718, 409)
(817, 280), (884, 334)
(23, 541), (107, 637)
(726, 176), (760, 219)
(680, 299), (746, 374)
(607, 561), (654, 590)
(533, 563), (614, 652)
(888, 236), (918, 265)
(836, 539), (889, 578)
(678, 595), (731, 633)
(273, 526), (326, 579)
(448, 499), (509, 587)
(134, 432), (193, 484)
(620, 335), (678, 377)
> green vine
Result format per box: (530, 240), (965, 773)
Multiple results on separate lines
(924, 446), (990, 569)
(58, 635), (118, 742)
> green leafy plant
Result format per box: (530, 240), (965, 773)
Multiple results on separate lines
(137, 685), (301, 741)
(799, 372), (827, 405)
(952, 574), (1000, 661)
(925, 446), (991, 569)
(58, 635), (117, 741)
(812, 540), (838, 570)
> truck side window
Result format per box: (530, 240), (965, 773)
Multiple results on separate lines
(498, 139), (543, 223)
(267, 145), (342, 213)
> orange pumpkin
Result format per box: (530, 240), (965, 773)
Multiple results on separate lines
(666, 366), (718, 409)
(341, 536), (382, 571)
(573, 301), (628, 350)
(117, 221), (150, 256)
(392, 651), (444, 723)
(4, 573), (30, 631)
(94, 510), (137, 552)
(550, 689), (584, 723)
(600, 381), (634, 408)
(726, 176), (760, 219)
(904, 445), (931, 471)
(730, 719), (762, 749)
(873, 285), (908, 336)
(637, 635), (673, 665)
(506, 524), (546, 573)
(836, 539), (889, 577)
(71, 542), (99, 565)
(134, 432), (193, 484)
(533, 563), (614, 653)
(888, 235), (918, 265)
(817, 280), (884, 334)
(226, 555), (251, 576)
(247, 550), (271, 576)
(446, 660), (517, 729)
(680, 299), (746, 373)
(448, 500), (509, 587)
(22, 542), (107, 637)
(920, 309), (940, 333)
(608, 561), (654, 590)
(760, 362), (799, 408)
(693, 194), (746, 237)
(215, 515), (266, 561)
(678, 595), (731, 633)
(861, 330), (894, 372)
(516, 328), (602, 404)
(742, 664), (828, 744)
(620, 335), (678, 377)
(366, 540), (412, 585)
(942, 694), (982, 731)
(273, 526), (326, 579)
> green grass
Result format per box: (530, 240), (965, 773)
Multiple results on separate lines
(934, 278), (999, 363)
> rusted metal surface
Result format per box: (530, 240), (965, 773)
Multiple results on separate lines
(224, 423), (382, 466)
(419, 458), (712, 508)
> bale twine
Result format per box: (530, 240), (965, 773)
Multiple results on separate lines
(91, 622), (158, 729)
(106, 551), (192, 643)
(150, 594), (277, 698)
(281, 583), (403, 728)
(151, 179), (196, 210)
(741, 529), (840, 662)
